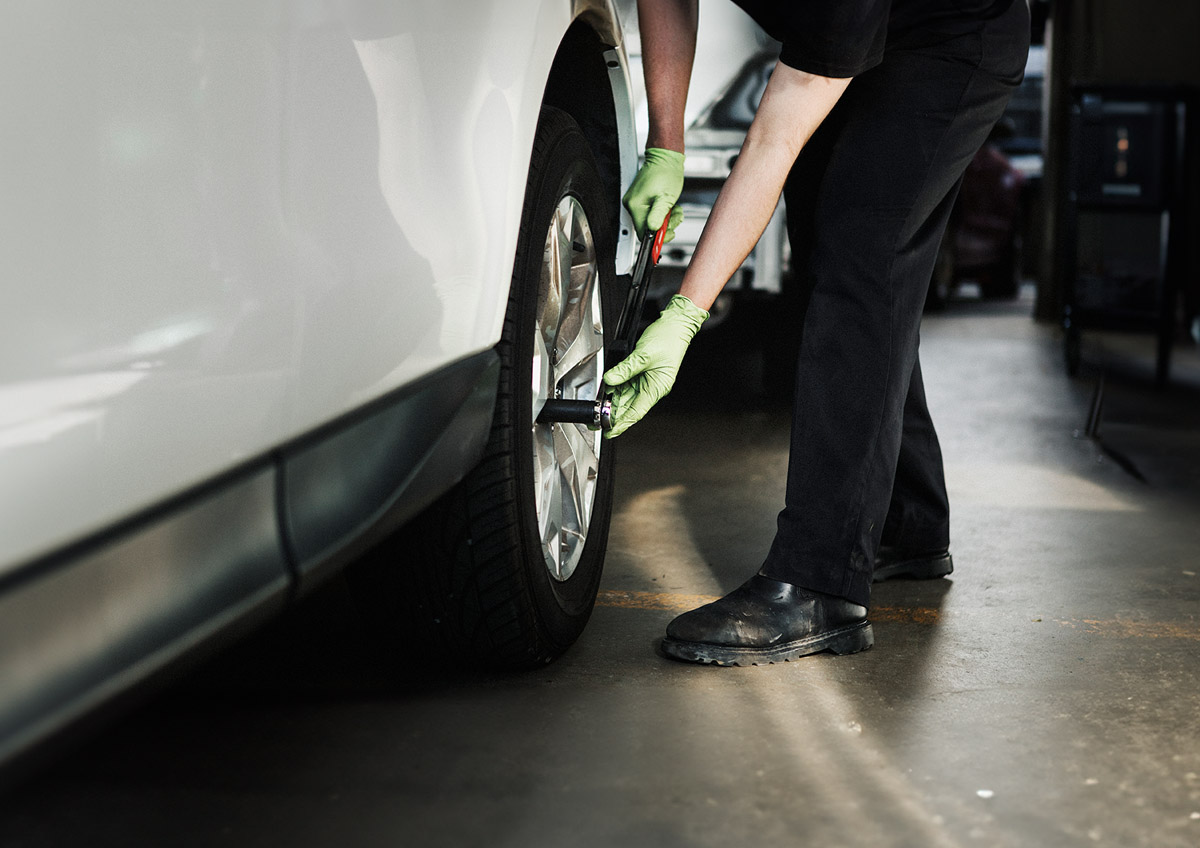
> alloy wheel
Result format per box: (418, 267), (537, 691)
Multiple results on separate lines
(530, 195), (605, 582)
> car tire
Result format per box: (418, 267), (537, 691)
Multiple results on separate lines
(348, 106), (617, 668)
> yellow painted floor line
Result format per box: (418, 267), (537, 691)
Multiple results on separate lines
(596, 589), (719, 613)
(1055, 617), (1200, 641)
(595, 589), (1200, 639)
(871, 605), (943, 625)
(596, 589), (939, 623)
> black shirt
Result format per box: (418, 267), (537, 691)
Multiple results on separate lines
(730, 0), (1022, 78)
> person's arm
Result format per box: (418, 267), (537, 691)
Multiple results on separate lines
(638, 0), (699, 153)
(678, 62), (850, 311)
(603, 60), (850, 438)
(621, 1), (698, 240)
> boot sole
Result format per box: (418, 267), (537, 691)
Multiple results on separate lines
(660, 621), (874, 667)
(872, 552), (953, 583)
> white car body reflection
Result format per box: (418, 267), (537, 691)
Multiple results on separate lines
(0, 0), (637, 769)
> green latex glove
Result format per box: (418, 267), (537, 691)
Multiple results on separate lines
(623, 147), (685, 243)
(602, 294), (709, 438)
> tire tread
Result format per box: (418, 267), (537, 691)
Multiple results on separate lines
(349, 107), (611, 669)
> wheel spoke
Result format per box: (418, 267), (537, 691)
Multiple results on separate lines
(536, 209), (565, 360)
(556, 421), (600, 542)
(534, 424), (565, 578)
(531, 328), (552, 420)
(552, 204), (599, 382)
(554, 264), (605, 386)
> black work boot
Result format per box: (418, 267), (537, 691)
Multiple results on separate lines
(872, 547), (954, 583)
(661, 574), (873, 666)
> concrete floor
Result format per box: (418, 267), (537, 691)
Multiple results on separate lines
(2, 288), (1199, 847)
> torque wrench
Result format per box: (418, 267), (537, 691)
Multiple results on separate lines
(535, 210), (671, 432)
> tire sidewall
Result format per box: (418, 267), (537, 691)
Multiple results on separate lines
(505, 108), (617, 645)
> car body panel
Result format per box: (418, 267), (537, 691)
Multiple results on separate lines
(1, 0), (634, 575)
(0, 0), (636, 769)
(0, 464), (287, 767)
(281, 350), (499, 583)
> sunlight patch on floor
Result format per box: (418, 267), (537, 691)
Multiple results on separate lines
(945, 462), (1142, 512)
(607, 484), (726, 595)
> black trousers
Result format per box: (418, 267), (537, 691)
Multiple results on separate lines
(760, 4), (1029, 607)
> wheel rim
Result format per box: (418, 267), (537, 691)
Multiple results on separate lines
(531, 196), (604, 583)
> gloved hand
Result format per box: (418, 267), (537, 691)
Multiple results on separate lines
(602, 294), (709, 438)
(622, 148), (686, 243)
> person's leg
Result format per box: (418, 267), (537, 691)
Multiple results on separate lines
(760, 42), (1019, 607)
(662, 11), (1028, 664)
(883, 353), (950, 551)
(873, 355), (956, 582)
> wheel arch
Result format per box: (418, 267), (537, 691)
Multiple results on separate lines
(541, 11), (638, 275)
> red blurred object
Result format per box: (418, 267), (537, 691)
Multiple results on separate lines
(651, 209), (670, 264)
(930, 141), (1027, 305)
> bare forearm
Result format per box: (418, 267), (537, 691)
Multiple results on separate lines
(679, 64), (850, 311)
(637, 0), (699, 152)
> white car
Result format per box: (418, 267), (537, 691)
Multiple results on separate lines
(0, 1), (639, 769)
